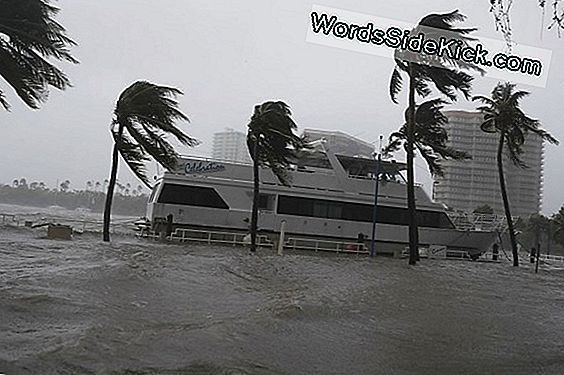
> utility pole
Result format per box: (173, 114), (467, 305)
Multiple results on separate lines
(370, 135), (383, 257)
(535, 241), (541, 273)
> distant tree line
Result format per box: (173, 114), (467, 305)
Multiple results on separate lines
(515, 209), (564, 255)
(0, 180), (149, 217)
(471, 204), (564, 255)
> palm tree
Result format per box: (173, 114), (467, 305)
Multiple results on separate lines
(526, 214), (551, 252)
(384, 99), (470, 177)
(60, 179), (70, 192)
(473, 82), (558, 266)
(103, 81), (198, 242)
(246, 101), (306, 252)
(552, 206), (564, 247)
(0, 0), (77, 110)
(389, 10), (482, 264)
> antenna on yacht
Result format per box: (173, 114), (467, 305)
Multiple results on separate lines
(370, 135), (384, 257)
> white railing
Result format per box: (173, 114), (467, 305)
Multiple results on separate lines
(402, 246), (502, 262)
(446, 212), (509, 232)
(147, 228), (274, 248)
(284, 237), (368, 254)
(139, 228), (369, 254)
(539, 254), (564, 263)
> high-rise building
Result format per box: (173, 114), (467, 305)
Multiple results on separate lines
(432, 110), (544, 218)
(302, 129), (374, 157)
(212, 128), (251, 163)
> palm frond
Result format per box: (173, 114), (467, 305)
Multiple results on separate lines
(0, 0), (77, 110)
(390, 67), (403, 104)
(247, 101), (306, 185)
(115, 81), (198, 147)
(508, 90), (529, 107)
(526, 126), (559, 145)
(112, 81), (198, 184)
(0, 0), (77, 61)
(415, 142), (443, 176)
(113, 127), (152, 188)
(385, 98), (468, 174)
(480, 119), (497, 133)
(382, 136), (404, 157)
(0, 89), (9, 110)
(422, 66), (474, 101)
(504, 137), (527, 169)
(419, 9), (467, 28)
(472, 95), (496, 106)
(475, 82), (558, 168)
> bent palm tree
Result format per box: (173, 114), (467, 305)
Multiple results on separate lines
(389, 10), (482, 264)
(103, 81), (198, 242)
(473, 82), (558, 266)
(246, 101), (306, 252)
(384, 99), (470, 177)
(0, 0), (77, 110)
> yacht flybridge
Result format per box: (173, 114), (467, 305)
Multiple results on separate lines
(144, 144), (496, 255)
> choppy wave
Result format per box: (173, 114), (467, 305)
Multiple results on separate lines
(1, 205), (564, 374)
(0, 203), (141, 235)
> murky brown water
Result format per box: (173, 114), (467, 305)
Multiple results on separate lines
(1, 206), (564, 374)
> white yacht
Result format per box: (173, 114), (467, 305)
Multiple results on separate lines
(144, 144), (497, 255)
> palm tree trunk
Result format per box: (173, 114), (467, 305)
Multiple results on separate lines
(407, 64), (419, 265)
(497, 133), (519, 266)
(250, 141), (259, 253)
(103, 124), (123, 242)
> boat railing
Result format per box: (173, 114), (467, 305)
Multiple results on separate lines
(284, 237), (368, 254)
(347, 174), (421, 187)
(539, 254), (564, 263)
(402, 246), (502, 262)
(144, 227), (274, 248)
(447, 212), (509, 232)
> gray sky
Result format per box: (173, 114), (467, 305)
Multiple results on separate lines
(1, 0), (562, 214)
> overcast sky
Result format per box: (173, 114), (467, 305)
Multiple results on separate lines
(1, 0), (562, 214)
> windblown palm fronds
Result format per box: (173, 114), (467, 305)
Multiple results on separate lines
(388, 10), (481, 265)
(246, 101), (307, 252)
(384, 98), (470, 177)
(103, 81), (198, 242)
(473, 82), (558, 266)
(0, 0), (77, 110)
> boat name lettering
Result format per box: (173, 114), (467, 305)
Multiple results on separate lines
(185, 161), (226, 174)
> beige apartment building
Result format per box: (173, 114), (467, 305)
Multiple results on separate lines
(432, 110), (544, 218)
(211, 128), (251, 164)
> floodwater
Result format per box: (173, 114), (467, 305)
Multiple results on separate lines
(1, 205), (564, 374)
